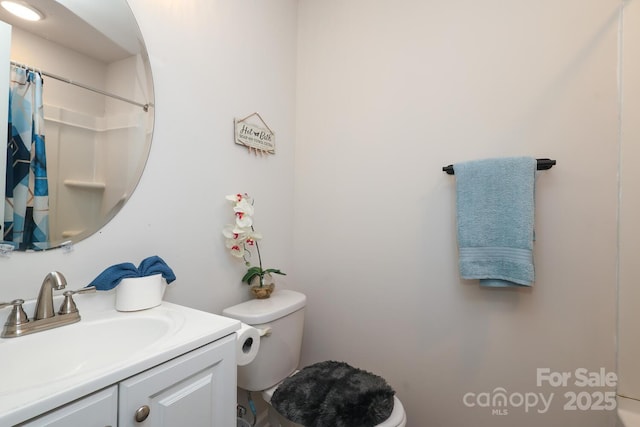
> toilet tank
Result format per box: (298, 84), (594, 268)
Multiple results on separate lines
(222, 290), (306, 391)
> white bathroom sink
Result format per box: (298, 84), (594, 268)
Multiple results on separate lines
(0, 293), (240, 426)
(0, 315), (173, 395)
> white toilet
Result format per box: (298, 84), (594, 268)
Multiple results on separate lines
(223, 289), (407, 427)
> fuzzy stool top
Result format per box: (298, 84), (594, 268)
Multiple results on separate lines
(270, 361), (395, 427)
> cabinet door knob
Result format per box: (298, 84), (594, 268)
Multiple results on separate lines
(135, 405), (150, 422)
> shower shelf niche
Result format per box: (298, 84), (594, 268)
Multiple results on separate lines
(63, 180), (106, 190)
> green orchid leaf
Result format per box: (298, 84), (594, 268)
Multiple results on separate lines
(265, 268), (286, 275)
(242, 270), (261, 283)
(247, 266), (263, 274)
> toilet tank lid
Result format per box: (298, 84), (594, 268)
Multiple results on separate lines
(222, 289), (306, 324)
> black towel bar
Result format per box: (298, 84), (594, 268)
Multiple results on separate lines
(442, 158), (556, 175)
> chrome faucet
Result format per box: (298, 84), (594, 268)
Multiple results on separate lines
(0, 272), (96, 338)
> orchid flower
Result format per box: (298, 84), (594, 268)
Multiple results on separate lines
(227, 243), (245, 258)
(244, 230), (262, 246)
(234, 199), (254, 228)
(222, 224), (246, 241)
(225, 193), (250, 203)
(223, 193), (286, 287)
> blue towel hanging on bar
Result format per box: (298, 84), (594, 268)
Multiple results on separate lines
(453, 157), (537, 287)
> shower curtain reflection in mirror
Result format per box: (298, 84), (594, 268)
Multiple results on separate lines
(4, 64), (49, 250)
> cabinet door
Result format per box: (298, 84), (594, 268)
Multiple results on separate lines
(119, 335), (236, 427)
(18, 386), (117, 427)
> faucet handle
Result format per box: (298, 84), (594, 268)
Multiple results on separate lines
(0, 300), (20, 309)
(58, 287), (96, 315)
(0, 299), (29, 327)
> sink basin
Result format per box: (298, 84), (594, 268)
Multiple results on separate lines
(0, 293), (240, 426)
(0, 315), (173, 395)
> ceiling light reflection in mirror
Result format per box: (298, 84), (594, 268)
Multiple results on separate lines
(1, 1), (43, 21)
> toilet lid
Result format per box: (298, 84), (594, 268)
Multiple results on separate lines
(263, 384), (406, 427)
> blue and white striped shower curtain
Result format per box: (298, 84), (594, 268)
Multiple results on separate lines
(4, 65), (49, 250)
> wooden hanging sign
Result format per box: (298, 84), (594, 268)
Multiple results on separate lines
(234, 112), (275, 155)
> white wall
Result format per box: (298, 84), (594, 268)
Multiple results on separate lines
(295, 0), (619, 426)
(0, 0), (298, 319)
(619, 0), (640, 402)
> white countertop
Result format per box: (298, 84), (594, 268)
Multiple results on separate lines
(0, 292), (240, 426)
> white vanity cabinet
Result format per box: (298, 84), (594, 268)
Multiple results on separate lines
(19, 386), (118, 427)
(119, 335), (236, 427)
(18, 335), (236, 427)
(1, 300), (240, 427)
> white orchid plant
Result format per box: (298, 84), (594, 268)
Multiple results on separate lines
(223, 193), (285, 287)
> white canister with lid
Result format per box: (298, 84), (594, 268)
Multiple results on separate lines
(115, 274), (166, 311)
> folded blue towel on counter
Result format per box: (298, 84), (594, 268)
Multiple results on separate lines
(88, 255), (176, 291)
(454, 157), (536, 287)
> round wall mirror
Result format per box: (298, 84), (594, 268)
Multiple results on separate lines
(0, 0), (154, 251)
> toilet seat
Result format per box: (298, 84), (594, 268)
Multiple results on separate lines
(262, 381), (407, 427)
(379, 396), (406, 427)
